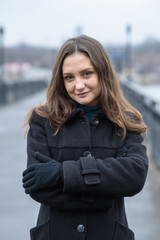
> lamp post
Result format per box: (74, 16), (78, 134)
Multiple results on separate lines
(75, 26), (83, 36)
(0, 26), (6, 104)
(125, 24), (132, 80)
(0, 26), (5, 83)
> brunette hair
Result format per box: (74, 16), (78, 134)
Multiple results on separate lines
(25, 35), (147, 137)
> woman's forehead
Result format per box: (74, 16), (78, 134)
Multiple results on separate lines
(62, 52), (93, 73)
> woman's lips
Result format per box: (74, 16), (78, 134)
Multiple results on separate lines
(77, 92), (89, 97)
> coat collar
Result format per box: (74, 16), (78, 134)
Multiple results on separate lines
(64, 107), (106, 124)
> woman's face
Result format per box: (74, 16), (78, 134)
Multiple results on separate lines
(62, 52), (101, 107)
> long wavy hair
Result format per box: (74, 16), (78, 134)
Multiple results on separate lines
(25, 35), (147, 137)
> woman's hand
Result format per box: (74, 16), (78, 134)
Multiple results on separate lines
(22, 152), (63, 194)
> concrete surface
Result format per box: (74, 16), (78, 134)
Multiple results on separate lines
(0, 89), (160, 240)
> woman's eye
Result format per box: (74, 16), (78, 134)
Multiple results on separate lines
(84, 71), (92, 77)
(64, 76), (73, 81)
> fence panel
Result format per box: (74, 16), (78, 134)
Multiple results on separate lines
(0, 80), (47, 105)
(120, 81), (160, 167)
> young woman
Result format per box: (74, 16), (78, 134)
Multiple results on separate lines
(22, 35), (148, 240)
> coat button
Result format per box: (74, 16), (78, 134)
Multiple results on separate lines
(80, 120), (86, 124)
(83, 151), (91, 157)
(91, 118), (99, 126)
(77, 224), (85, 233)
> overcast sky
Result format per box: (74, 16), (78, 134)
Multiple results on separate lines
(0, 0), (160, 48)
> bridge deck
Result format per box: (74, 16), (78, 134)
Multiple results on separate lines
(0, 90), (160, 240)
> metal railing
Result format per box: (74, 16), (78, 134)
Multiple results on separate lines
(0, 80), (47, 105)
(120, 80), (160, 167)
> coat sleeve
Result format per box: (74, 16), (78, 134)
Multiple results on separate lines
(30, 188), (114, 212)
(26, 112), (114, 211)
(63, 131), (148, 197)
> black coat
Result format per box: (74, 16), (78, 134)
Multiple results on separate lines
(27, 107), (148, 240)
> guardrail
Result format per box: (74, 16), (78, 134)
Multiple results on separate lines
(0, 80), (47, 105)
(120, 80), (160, 167)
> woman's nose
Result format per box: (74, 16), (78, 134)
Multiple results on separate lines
(75, 80), (85, 90)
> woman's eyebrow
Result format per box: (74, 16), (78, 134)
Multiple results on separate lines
(80, 67), (94, 73)
(63, 72), (73, 75)
(63, 67), (94, 75)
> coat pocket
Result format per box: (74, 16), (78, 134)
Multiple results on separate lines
(30, 221), (50, 240)
(113, 221), (135, 240)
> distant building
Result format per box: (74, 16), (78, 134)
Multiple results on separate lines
(3, 62), (51, 83)
(3, 62), (30, 82)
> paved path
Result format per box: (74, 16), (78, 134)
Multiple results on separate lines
(0, 90), (46, 240)
(0, 90), (160, 240)
(126, 160), (160, 240)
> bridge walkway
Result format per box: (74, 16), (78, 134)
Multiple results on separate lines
(0, 90), (160, 240)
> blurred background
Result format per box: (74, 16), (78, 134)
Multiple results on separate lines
(0, 0), (160, 239)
